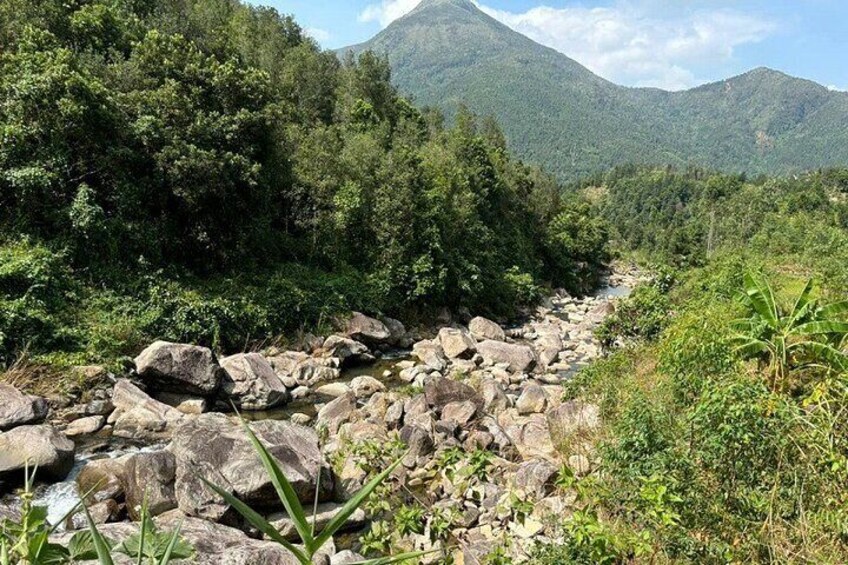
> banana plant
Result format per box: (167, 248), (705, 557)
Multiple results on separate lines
(730, 271), (848, 389)
(199, 413), (431, 565)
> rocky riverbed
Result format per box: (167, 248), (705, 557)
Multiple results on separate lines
(0, 267), (643, 563)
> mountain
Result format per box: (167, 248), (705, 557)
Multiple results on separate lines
(341, 0), (848, 180)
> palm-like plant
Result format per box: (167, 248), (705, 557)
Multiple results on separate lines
(199, 414), (429, 565)
(731, 272), (848, 389)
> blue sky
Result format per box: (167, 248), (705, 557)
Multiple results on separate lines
(256, 0), (847, 92)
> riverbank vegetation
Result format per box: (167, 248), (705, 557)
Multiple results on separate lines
(532, 166), (848, 562)
(0, 0), (608, 375)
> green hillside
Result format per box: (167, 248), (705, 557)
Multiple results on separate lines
(342, 0), (848, 180)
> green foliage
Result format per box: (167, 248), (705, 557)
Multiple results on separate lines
(0, 0), (609, 370)
(0, 240), (74, 365)
(730, 272), (848, 389)
(595, 283), (671, 348)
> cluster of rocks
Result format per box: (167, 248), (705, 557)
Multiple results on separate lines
(0, 270), (641, 563)
(0, 384), (74, 485)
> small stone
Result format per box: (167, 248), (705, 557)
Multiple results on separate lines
(516, 384), (548, 415)
(441, 400), (478, 426)
(315, 382), (352, 398)
(65, 415), (105, 437)
(350, 376), (386, 399)
(290, 413), (312, 426)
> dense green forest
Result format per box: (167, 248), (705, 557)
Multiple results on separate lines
(0, 0), (607, 370)
(346, 0), (848, 181)
(530, 166), (848, 562)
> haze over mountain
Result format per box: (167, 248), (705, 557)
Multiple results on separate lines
(341, 0), (848, 180)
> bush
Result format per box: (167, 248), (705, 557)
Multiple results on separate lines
(595, 283), (671, 348)
(0, 239), (75, 365)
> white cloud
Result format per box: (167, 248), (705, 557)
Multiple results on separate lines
(359, 0), (421, 27)
(828, 85), (846, 92)
(305, 27), (331, 43)
(357, 0), (777, 91)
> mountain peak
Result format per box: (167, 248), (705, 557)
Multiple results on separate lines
(409, 0), (479, 17)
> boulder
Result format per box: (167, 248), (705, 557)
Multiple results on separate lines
(125, 451), (177, 519)
(0, 425), (74, 481)
(169, 413), (332, 521)
(400, 425), (434, 467)
(110, 380), (184, 440)
(345, 312), (391, 345)
(516, 384), (548, 415)
(546, 401), (601, 448)
(476, 341), (537, 373)
(0, 384), (48, 430)
(380, 317), (408, 347)
(289, 360), (339, 387)
(350, 376), (386, 399)
(134, 341), (222, 395)
(220, 353), (289, 411)
(316, 392), (357, 434)
(468, 317), (506, 342)
(155, 392), (207, 415)
(412, 340), (448, 372)
(437, 327), (477, 359)
(513, 459), (559, 499)
(314, 382), (352, 398)
(53, 512), (301, 565)
(441, 400), (478, 426)
(424, 377), (483, 412)
(66, 499), (121, 530)
(65, 415), (105, 437)
(322, 336), (371, 365)
(478, 378), (510, 414)
(77, 456), (130, 503)
(268, 502), (367, 541)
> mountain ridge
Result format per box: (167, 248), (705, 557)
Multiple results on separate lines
(341, 0), (848, 179)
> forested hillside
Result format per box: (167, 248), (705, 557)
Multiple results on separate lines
(0, 0), (607, 370)
(344, 0), (848, 180)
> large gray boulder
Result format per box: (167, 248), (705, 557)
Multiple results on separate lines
(412, 339), (448, 372)
(345, 312), (391, 345)
(546, 401), (601, 448)
(124, 451), (177, 519)
(53, 511), (300, 565)
(380, 316), (409, 347)
(322, 335), (371, 365)
(424, 377), (483, 412)
(219, 353), (289, 411)
(0, 384), (48, 430)
(168, 413), (332, 522)
(134, 341), (222, 395)
(316, 391), (358, 434)
(77, 456), (130, 504)
(513, 459), (559, 499)
(437, 327), (477, 360)
(0, 425), (74, 481)
(477, 340), (537, 373)
(468, 317), (506, 342)
(268, 502), (367, 541)
(109, 380), (184, 440)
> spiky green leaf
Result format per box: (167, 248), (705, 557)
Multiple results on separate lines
(312, 455), (406, 552)
(235, 414), (315, 550)
(197, 476), (309, 564)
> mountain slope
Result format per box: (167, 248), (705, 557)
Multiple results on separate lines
(342, 0), (848, 180)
